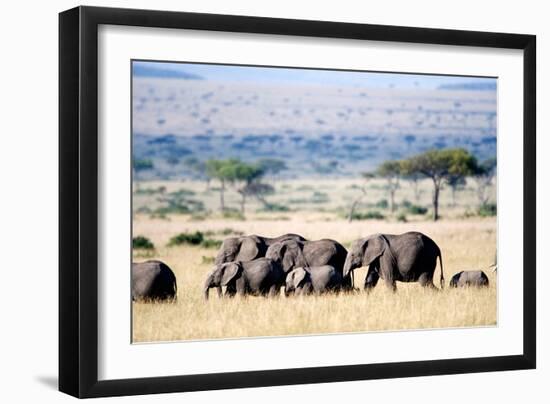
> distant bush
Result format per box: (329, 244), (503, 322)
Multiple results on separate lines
(200, 239), (223, 249)
(190, 213), (207, 221)
(400, 199), (412, 208)
(169, 188), (196, 197)
(154, 205), (191, 215)
(256, 215), (291, 221)
(259, 203), (290, 212)
(375, 199), (389, 209)
(134, 186), (166, 195)
(478, 203), (497, 217)
(396, 213), (408, 222)
(222, 210), (246, 220)
(218, 228), (244, 236)
(288, 198), (309, 204)
(407, 205), (428, 215)
(135, 206), (152, 214)
(349, 211), (385, 220)
(133, 236), (154, 250)
(311, 191), (329, 203)
(168, 231), (204, 246)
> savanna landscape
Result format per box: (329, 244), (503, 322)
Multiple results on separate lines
(131, 61), (497, 343)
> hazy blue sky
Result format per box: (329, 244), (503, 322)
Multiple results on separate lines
(133, 60), (496, 90)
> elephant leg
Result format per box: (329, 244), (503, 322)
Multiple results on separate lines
(224, 284), (237, 298)
(235, 278), (247, 296)
(418, 273), (435, 289)
(383, 277), (397, 292)
(268, 284), (280, 297)
(364, 266), (379, 291)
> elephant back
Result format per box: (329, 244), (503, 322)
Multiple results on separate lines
(303, 239), (347, 273)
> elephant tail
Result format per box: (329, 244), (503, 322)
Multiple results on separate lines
(438, 251), (444, 289)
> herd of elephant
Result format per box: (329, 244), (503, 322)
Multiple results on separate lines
(132, 231), (490, 301)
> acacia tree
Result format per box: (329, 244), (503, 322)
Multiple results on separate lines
(473, 157), (497, 207)
(402, 148), (477, 221)
(239, 182), (275, 211)
(206, 159), (266, 214)
(348, 172), (374, 223)
(230, 163), (265, 214)
(205, 159), (234, 212)
(376, 160), (401, 213)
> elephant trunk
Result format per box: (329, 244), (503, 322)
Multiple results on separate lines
(438, 251), (444, 289)
(343, 254), (357, 279)
(203, 275), (214, 300)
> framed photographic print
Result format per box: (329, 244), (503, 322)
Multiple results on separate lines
(59, 6), (536, 398)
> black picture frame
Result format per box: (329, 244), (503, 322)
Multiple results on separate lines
(59, 5), (536, 398)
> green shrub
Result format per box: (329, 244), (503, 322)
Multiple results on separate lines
(132, 235), (155, 250)
(407, 205), (428, 215)
(396, 213), (408, 222)
(222, 210), (246, 220)
(200, 239), (223, 249)
(168, 231), (204, 246)
(169, 188), (196, 197)
(311, 191), (329, 203)
(135, 206), (152, 214)
(134, 186), (166, 195)
(218, 228), (244, 236)
(259, 203), (290, 212)
(190, 213), (207, 221)
(350, 211), (385, 220)
(400, 199), (412, 208)
(478, 203), (497, 217)
(375, 199), (389, 209)
(154, 205), (191, 215)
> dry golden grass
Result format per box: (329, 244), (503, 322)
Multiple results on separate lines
(132, 213), (496, 343)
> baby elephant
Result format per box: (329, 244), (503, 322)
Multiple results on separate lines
(132, 260), (177, 301)
(449, 270), (489, 288)
(203, 258), (284, 299)
(285, 265), (343, 296)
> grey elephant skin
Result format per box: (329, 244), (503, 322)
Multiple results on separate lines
(214, 233), (306, 265)
(285, 265), (343, 296)
(265, 239), (351, 289)
(132, 260), (177, 301)
(203, 258), (285, 299)
(449, 270), (489, 288)
(343, 231), (443, 291)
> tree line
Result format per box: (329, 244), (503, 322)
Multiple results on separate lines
(350, 148), (496, 222)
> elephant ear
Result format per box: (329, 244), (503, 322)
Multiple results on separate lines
(215, 238), (239, 265)
(236, 237), (260, 262)
(292, 267), (308, 288)
(363, 235), (386, 266)
(282, 241), (305, 272)
(221, 263), (242, 286)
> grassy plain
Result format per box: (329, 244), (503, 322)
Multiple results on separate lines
(132, 178), (496, 343)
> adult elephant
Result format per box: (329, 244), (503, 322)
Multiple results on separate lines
(214, 233), (306, 265)
(265, 239), (351, 289)
(132, 260), (177, 301)
(343, 231), (443, 291)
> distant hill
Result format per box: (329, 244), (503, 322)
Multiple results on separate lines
(438, 82), (497, 91)
(132, 64), (203, 80)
